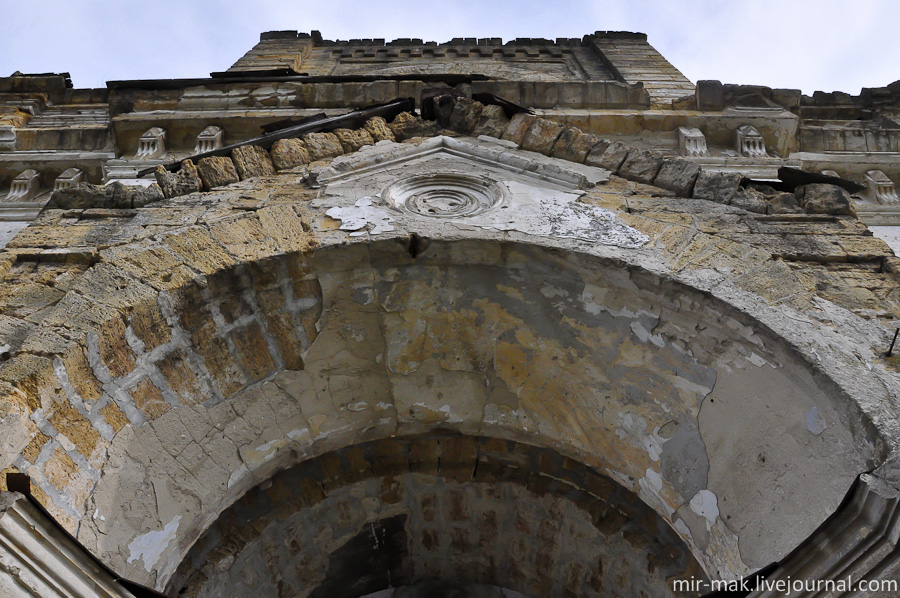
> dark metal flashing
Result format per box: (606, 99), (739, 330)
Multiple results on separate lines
(108, 73), (489, 91)
(138, 97), (415, 176)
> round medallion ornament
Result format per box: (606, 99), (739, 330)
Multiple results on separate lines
(382, 173), (504, 218)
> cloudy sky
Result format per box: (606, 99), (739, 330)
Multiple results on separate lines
(1, 0), (897, 95)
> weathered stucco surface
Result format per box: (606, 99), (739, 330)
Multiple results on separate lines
(1, 125), (899, 595)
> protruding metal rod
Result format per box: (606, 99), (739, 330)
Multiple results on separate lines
(888, 328), (899, 356)
(137, 97), (415, 176)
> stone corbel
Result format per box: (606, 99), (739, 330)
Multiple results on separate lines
(135, 127), (167, 159)
(736, 125), (767, 158)
(53, 168), (84, 190)
(194, 125), (224, 153)
(677, 127), (708, 157)
(0, 125), (15, 152)
(865, 170), (899, 204)
(6, 169), (40, 201)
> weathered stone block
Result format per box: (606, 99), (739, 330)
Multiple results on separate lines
(231, 145), (276, 179)
(432, 94), (457, 126)
(231, 322), (276, 381)
(388, 112), (435, 141)
(584, 140), (629, 173)
(43, 448), (78, 490)
(500, 113), (537, 145)
(521, 118), (566, 155)
(364, 116), (395, 142)
(197, 156), (239, 190)
(270, 138), (310, 170)
(730, 188), (768, 214)
(155, 160), (202, 198)
(447, 98), (484, 134)
(654, 158), (701, 196)
(550, 128), (601, 163)
(692, 171), (741, 203)
(696, 80), (724, 110)
(768, 192), (803, 214)
(47, 183), (105, 209)
(303, 132), (344, 161)
(107, 182), (164, 208)
(796, 183), (855, 215)
(47, 401), (98, 459)
(618, 149), (664, 184)
(129, 377), (170, 419)
(472, 104), (509, 138)
(52, 182), (164, 209)
(333, 128), (374, 154)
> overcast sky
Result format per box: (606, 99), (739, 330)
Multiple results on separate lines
(1, 0), (897, 95)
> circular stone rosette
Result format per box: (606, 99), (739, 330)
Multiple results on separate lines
(381, 173), (505, 218)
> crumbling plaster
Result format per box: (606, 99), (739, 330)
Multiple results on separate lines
(1, 134), (899, 594)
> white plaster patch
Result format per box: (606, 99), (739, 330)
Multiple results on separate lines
(347, 401), (369, 412)
(806, 406), (827, 435)
(325, 197), (395, 236)
(616, 412), (663, 461)
(127, 516), (181, 572)
(746, 352), (772, 368)
(689, 489), (719, 530)
(580, 284), (607, 316)
(470, 180), (648, 248)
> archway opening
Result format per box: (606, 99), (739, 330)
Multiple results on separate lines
(167, 433), (706, 597)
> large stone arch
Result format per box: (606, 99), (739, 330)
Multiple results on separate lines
(2, 135), (900, 596)
(64, 234), (883, 589)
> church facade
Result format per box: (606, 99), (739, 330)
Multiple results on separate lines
(1, 31), (900, 597)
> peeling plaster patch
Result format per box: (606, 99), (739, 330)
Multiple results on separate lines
(673, 518), (693, 540)
(661, 420), (709, 500)
(630, 321), (665, 347)
(746, 352), (772, 368)
(806, 406), (827, 435)
(227, 464), (250, 490)
(616, 412), (663, 461)
(470, 181), (648, 248)
(539, 285), (568, 299)
(127, 516), (181, 572)
(245, 438), (288, 464)
(287, 428), (310, 442)
(639, 468), (674, 517)
(689, 490), (719, 530)
(580, 284), (607, 316)
(325, 197), (395, 236)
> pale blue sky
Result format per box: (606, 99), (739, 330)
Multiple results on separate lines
(1, 0), (897, 95)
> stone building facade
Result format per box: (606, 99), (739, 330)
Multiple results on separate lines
(1, 31), (900, 597)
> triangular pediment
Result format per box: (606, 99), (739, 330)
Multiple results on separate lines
(313, 135), (647, 248)
(311, 135), (610, 190)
